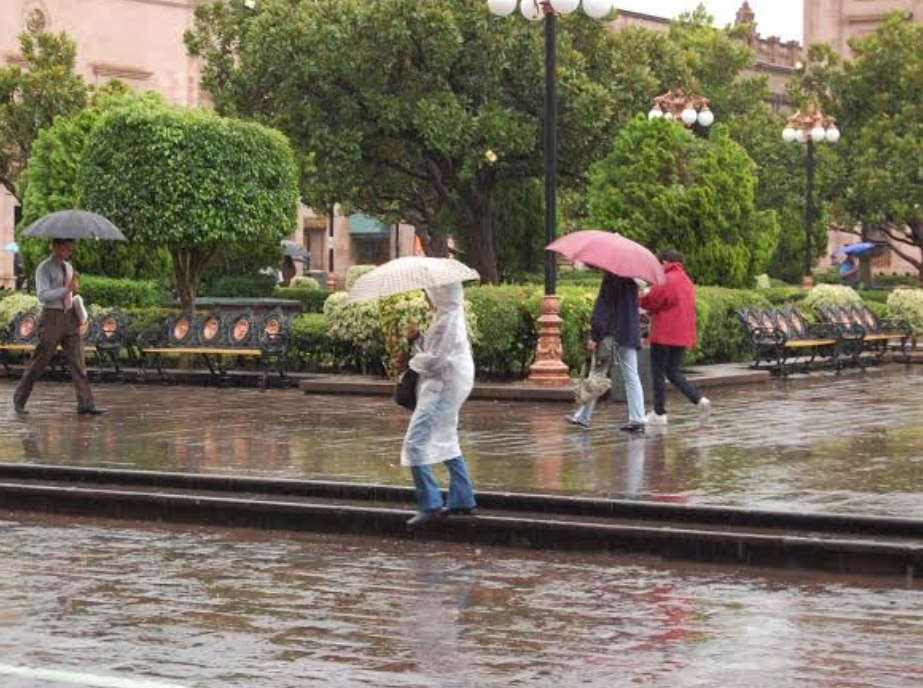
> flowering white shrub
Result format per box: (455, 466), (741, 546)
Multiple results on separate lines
(0, 293), (41, 330)
(290, 275), (321, 289)
(803, 284), (863, 311)
(344, 264), (376, 291)
(887, 288), (923, 335)
(323, 291), (384, 361)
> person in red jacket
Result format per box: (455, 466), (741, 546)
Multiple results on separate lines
(639, 250), (710, 425)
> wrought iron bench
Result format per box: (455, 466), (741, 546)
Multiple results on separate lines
(0, 307), (129, 378)
(819, 304), (912, 364)
(138, 309), (290, 386)
(737, 306), (859, 376)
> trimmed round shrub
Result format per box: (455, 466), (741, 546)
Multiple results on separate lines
(886, 288), (923, 335)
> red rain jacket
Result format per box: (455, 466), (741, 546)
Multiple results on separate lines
(639, 262), (697, 348)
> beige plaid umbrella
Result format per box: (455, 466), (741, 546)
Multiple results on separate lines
(348, 256), (480, 302)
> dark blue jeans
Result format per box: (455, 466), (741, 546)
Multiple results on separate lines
(650, 344), (702, 415)
(410, 457), (476, 512)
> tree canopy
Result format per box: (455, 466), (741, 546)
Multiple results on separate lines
(185, 0), (626, 282)
(586, 117), (778, 287)
(79, 101), (300, 308)
(829, 14), (923, 280)
(16, 86), (176, 281)
(0, 28), (88, 201)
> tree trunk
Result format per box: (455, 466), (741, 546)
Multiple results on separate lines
(173, 248), (208, 312)
(415, 223), (450, 257)
(465, 195), (499, 284)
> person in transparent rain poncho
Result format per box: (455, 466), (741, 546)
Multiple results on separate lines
(402, 282), (477, 528)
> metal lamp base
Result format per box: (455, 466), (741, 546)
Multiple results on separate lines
(527, 294), (570, 385)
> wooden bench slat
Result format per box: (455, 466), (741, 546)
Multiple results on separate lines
(142, 347), (263, 356)
(782, 339), (837, 348)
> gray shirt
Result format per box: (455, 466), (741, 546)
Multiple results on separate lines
(35, 256), (72, 310)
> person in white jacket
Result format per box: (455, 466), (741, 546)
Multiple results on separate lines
(401, 282), (477, 527)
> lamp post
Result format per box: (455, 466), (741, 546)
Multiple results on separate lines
(647, 89), (715, 128)
(488, 0), (615, 385)
(782, 105), (840, 287)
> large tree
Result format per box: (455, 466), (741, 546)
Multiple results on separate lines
(826, 14), (923, 282)
(586, 117), (778, 288)
(185, 0), (626, 283)
(0, 27), (88, 201)
(79, 101), (300, 309)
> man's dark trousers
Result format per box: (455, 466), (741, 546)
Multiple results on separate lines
(13, 309), (94, 411)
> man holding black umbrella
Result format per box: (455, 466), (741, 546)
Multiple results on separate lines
(13, 239), (106, 416)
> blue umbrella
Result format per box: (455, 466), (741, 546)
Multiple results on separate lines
(839, 242), (876, 256)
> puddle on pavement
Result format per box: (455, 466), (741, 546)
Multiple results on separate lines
(0, 513), (921, 688)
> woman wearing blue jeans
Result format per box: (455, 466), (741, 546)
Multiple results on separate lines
(567, 273), (645, 433)
(402, 282), (477, 527)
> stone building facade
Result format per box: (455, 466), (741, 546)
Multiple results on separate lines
(805, 0), (923, 55)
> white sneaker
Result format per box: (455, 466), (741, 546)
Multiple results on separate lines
(645, 411), (667, 426)
(697, 397), (711, 417)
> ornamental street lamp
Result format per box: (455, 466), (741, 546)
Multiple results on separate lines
(488, 0), (615, 385)
(647, 90), (715, 128)
(782, 105), (840, 287)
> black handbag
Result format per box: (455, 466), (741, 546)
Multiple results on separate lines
(394, 368), (419, 410)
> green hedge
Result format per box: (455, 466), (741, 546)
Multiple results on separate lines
(207, 274), (277, 298)
(274, 286), (328, 313)
(688, 287), (771, 365)
(465, 284), (539, 378)
(81, 275), (165, 309)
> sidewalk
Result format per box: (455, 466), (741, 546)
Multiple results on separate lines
(2, 362), (922, 518)
(297, 361), (771, 401)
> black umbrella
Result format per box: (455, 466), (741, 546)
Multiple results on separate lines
(281, 239), (309, 259)
(21, 210), (127, 241)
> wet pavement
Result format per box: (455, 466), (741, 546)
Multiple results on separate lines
(2, 369), (923, 686)
(2, 513), (923, 688)
(2, 366), (923, 517)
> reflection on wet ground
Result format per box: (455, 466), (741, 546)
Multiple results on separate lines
(1, 514), (922, 688)
(3, 368), (923, 517)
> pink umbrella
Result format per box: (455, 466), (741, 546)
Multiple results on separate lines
(546, 230), (666, 285)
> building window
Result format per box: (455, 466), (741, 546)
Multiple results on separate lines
(25, 5), (48, 32)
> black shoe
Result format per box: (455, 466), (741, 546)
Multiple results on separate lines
(406, 511), (438, 528)
(13, 405), (28, 415)
(77, 407), (108, 416)
(619, 421), (645, 434)
(440, 507), (477, 517)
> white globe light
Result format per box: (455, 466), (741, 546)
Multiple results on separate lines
(681, 108), (698, 126)
(811, 126), (826, 143)
(782, 127), (797, 142)
(648, 107), (663, 120)
(825, 126), (841, 143)
(581, 0), (613, 19)
(795, 129), (806, 143)
(697, 108), (714, 127)
(551, 0), (580, 15)
(487, 0), (517, 16)
(520, 0), (543, 20)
